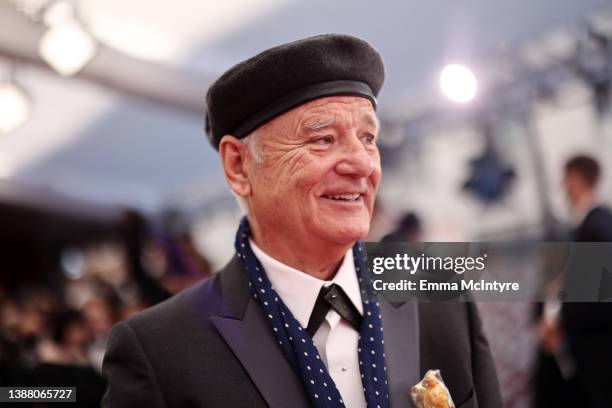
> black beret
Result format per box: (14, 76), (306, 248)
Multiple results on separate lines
(205, 34), (385, 150)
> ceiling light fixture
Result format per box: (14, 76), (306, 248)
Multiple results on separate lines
(440, 64), (478, 103)
(38, 1), (97, 76)
(0, 81), (30, 133)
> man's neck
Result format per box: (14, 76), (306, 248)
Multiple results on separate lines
(248, 222), (350, 281)
(572, 192), (597, 223)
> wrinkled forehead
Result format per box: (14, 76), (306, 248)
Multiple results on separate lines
(264, 96), (379, 135)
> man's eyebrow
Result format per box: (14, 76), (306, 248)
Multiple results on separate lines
(301, 116), (335, 131)
(299, 112), (379, 132)
(362, 112), (380, 131)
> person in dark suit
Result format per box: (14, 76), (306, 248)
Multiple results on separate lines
(563, 155), (612, 243)
(560, 155), (612, 408)
(102, 34), (501, 408)
(381, 212), (422, 243)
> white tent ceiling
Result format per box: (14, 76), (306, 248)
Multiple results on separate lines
(0, 0), (609, 214)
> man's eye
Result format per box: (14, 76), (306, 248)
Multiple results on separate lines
(362, 133), (376, 144)
(313, 135), (334, 145)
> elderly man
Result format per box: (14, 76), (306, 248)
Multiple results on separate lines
(102, 34), (501, 408)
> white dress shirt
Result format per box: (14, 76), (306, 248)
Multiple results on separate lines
(250, 240), (366, 408)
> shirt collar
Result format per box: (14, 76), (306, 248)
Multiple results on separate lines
(249, 240), (363, 328)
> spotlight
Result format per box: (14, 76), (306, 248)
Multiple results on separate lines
(0, 81), (30, 133)
(38, 1), (97, 77)
(440, 64), (477, 103)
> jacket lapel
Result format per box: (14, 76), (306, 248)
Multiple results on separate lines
(380, 299), (420, 408)
(211, 256), (310, 408)
(211, 256), (421, 408)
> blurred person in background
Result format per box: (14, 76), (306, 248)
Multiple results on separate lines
(535, 154), (612, 408)
(7, 289), (62, 374)
(102, 34), (501, 408)
(157, 231), (211, 294)
(46, 310), (91, 366)
(28, 309), (106, 408)
(0, 297), (28, 385)
(562, 155), (612, 241)
(561, 155), (612, 408)
(82, 299), (115, 339)
(120, 210), (172, 304)
(0, 201), (212, 407)
(82, 298), (116, 373)
(381, 211), (422, 242)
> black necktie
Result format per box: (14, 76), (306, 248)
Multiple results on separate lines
(306, 283), (362, 336)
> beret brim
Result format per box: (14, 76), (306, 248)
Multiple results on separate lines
(231, 80), (376, 140)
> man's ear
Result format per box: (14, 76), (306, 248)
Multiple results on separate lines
(219, 135), (252, 198)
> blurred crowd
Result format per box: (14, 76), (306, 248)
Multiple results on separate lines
(0, 211), (211, 406)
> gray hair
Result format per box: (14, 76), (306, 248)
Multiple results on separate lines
(233, 129), (264, 213)
(242, 129), (263, 163)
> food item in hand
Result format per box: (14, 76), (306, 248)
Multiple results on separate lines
(410, 369), (455, 408)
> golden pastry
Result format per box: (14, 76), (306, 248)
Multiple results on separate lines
(411, 370), (455, 408)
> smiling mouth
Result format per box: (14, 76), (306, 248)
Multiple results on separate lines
(321, 193), (362, 202)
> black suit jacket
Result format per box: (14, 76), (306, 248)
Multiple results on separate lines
(559, 205), (612, 406)
(562, 205), (612, 334)
(573, 206), (612, 243)
(102, 256), (502, 408)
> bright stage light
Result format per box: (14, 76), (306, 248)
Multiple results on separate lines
(0, 82), (30, 133)
(39, 19), (97, 76)
(440, 64), (477, 103)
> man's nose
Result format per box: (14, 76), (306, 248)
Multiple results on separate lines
(334, 137), (376, 177)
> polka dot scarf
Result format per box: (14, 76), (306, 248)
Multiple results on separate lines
(235, 217), (390, 408)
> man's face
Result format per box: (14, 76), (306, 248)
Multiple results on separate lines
(246, 96), (381, 247)
(563, 170), (583, 208)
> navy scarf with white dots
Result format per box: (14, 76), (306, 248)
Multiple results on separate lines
(235, 217), (390, 408)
